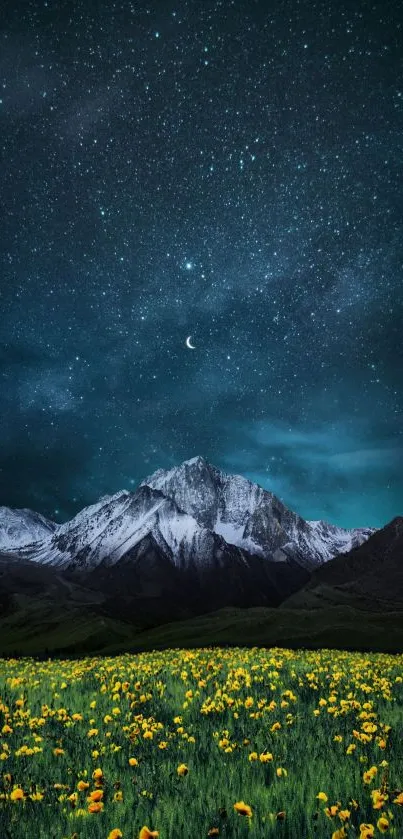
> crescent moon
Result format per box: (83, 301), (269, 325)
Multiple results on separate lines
(185, 335), (195, 349)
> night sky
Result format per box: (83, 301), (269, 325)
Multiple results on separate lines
(1, 0), (402, 529)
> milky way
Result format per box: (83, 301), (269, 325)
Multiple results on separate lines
(1, 0), (402, 527)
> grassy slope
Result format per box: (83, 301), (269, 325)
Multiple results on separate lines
(1, 601), (402, 656)
(0, 599), (138, 656)
(120, 605), (403, 655)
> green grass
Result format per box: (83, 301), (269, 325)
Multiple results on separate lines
(1, 646), (403, 838)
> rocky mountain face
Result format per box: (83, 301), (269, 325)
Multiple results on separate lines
(140, 456), (374, 568)
(0, 507), (56, 551)
(0, 457), (375, 618)
(284, 517), (403, 612)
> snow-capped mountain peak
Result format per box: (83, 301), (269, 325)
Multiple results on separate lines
(0, 457), (375, 576)
(141, 458), (375, 569)
(9, 485), (224, 572)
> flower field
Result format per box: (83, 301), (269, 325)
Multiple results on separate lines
(0, 646), (403, 838)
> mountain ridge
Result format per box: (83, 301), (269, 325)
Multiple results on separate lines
(0, 456), (375, 573)
(284, 515), (403, 612)
(0, 465), (400, 656)
(0, 456), (382, 652)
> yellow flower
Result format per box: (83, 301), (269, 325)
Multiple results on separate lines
(359, 825), (375, 839)
(276, 767), (287, 777)
(53, 747), (64, 756)
(113, 790), (123, 802)
(108, 830), (123, 839)
(332, 830), (347, 839)
(2, 725), (12, 735)
(248, 752), (258, 761)
(77, 780), (90, 791)
(377, 816), (389, 833)
(88, 801), (104, 813)
(271, 722), (281, 731)
(338, 809), (351, 822)
(88, 789), (104, 802)
(259, 752), (273, 763)
(177, 763), (188, 776)
(208, 830), (220, 837)
(92, 768), (103, 780)
(234, 801), (252, 817)
(139, 828), (159, 839)
(129, 757), (138, 766)
(10, 787), (24, 801)
(362, 722), (377, 733)
(363, 767), (377, 784)
(371, 789), (388, 809)
(393, 792), (403, 805)
(317, 792), (328, 802)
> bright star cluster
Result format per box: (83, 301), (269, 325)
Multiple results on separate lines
(1, 0), (402, 527)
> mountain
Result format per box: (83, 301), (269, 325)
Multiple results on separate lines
(0, 457), (377, 646)
(1, 533), (401, 657)
(283, 517), (403, 611)
(140, 456), (374, 568)
(0, 457), (373, 575)
(0, 460), (400, 656)
(0, 507), (56, 550)
(2, 484), (311, 614)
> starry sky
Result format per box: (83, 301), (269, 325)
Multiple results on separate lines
(1, 0), (402, 529)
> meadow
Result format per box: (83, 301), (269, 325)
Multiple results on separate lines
(0, 646), (402, 838)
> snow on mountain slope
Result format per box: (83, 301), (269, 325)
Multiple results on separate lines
(153, 500), (218, 567)
(14, 486), (223, 571)
(0, 456), (375, 572)
(0, 507), (56, 550)
(303, 519), (375, 561)
(141, 456), (375, 569)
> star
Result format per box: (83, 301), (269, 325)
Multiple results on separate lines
(0, 0), (400, 529)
